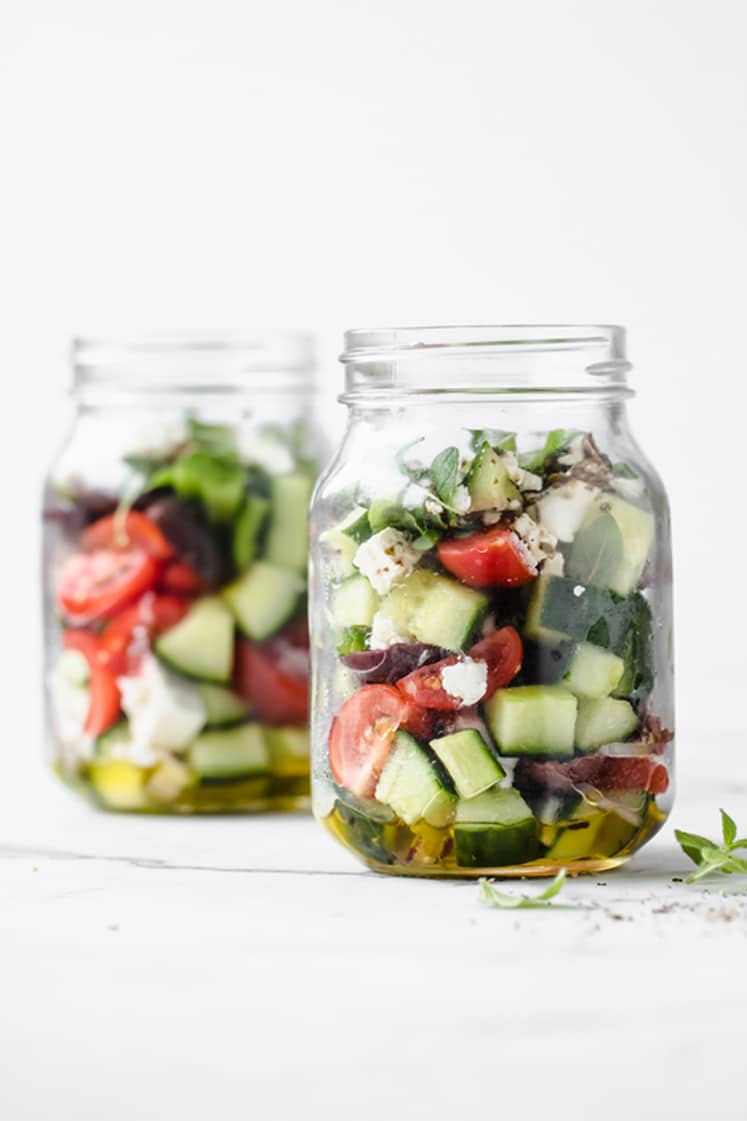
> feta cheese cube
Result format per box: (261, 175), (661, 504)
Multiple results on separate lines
(118, 655), (206, 757)
(451, 484), (472, 514)
(535, 479), (599, 542)
(353, 528), (421, 595)
(440, 658), (489, 706)
(512, 512), (558, 571)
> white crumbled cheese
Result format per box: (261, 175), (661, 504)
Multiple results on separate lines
(482, 510), (503, 526)
(424, 497), (445, 517)
(451, 484), (472, 514)
(612, 474), (645, 501)
(440, 658), (489, 706)
(557, 434), (586, 467)
(56, 649), (90, 689)
(502, 451), (543, 492)
(125, 418), (190, 461)
(541, 551), (565, 576)
(118, 655), (206, 757)
(368, 610), (412, 650)
(512, 512), (558, 571)
(353, 528), (421, 595)
(238, 432), (295, 475)
(535, 479), (599, 542)
(49, 665), (92, 753)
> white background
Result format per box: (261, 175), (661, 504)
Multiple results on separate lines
(0, 5), (746, 1119)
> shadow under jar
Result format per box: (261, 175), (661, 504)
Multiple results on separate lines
(44, 333), (324, 813)
(310, 326), (674, 877)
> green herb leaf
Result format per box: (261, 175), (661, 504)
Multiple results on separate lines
(721, 809), (737, 847)
(336, 626), (370, 655)
(519, 429), (584, 474)
(567, 513), (624, 587)
(430, 446), (461, 506)
(478, 869), (567, 910)
(612, 462), (638, 480)
(469, 428), (517, 453)
(675, 810), (747, 883)
(187, 417), (238, 461)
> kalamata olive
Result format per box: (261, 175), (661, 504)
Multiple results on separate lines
(340, 643), (448, 684)
(145, 496), (232, 587)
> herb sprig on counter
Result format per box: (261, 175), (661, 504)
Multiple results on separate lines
(478, 869), (567, 909)
(675, 810), (747, 883)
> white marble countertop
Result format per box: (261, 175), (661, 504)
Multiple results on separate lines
(0, 738), (744, 1121)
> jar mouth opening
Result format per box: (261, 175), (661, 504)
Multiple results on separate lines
(73, 331), (316, 396)
(340, 324), (631, 401)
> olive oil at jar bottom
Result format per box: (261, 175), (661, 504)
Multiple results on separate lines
(323, 797), (667, 878)
(54, 759), (310, 814)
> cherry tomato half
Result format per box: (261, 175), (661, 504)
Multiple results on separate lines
(82, 510), (173, 560)
(437, 527), (536, 588)
(101, 593), (191, 675)
(62, 630), (121, 737)
(328, 684), (411, 798)
(158, 561), (206, 596)
(58, 550), (159, 623)
(233, 636), (309, 725)
(469, 626), (523, 699)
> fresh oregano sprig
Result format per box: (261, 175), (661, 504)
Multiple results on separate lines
(478, 869), (567, 909)
(675, 810), (747, 883)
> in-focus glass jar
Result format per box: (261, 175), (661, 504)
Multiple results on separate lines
(44, 333), (324, 813)
(310, 326), (673, 876)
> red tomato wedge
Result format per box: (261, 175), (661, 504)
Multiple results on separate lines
(82, 511), (173, 560)
(396, 626), (523, 711)
(62, 630), (121, 737)
(469, 626), (523, 699)
(101, 594), (191, 675)
(158, 561), (206, 596)
(437, 527), (536, 588)
(233, 636), (309, 725)
(328, 684), (412, 798)
(58, 550), (158, 623)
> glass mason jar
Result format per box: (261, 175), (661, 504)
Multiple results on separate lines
(310, 326), (673, 877)
(43, 333), (324, 814)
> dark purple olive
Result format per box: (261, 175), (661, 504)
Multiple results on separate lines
(42, 484), (118, 539)
(340, 642), (448, 684)
(145, 496), (232, 587)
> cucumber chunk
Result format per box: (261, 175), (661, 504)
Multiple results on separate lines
(382, 569), (489, 651)
(188, 723), (270, 779)
(88, 759), (148, 811)
(484, 685), (578, 757)
(263, 725), (310, 776)
(429, 729), (505, 798)
(466, 445), (520, 512)
(375, 730), (457, 827)
(232, 494), (270, 570)
(454, 787), (539, 868)
(264, 473), (314, 573)
(198, 683), (251, 728)
(525, 574), (619, 645)
(574, 697), (639, 752)
(545, 813), (605, 860)
(572, 494), (654, 596)
(562, 642), (625, 699)
(155, 596), (235, 684)
(223, 561), (304, 641)
(332, 575), (380, 628)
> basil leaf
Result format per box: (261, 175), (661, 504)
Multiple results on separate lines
(567, 514), (624, 588)
(674, 830), (713, 855)
(430, 446), (460, 506)
(721, 808), (738, 847)
(519, 429), (583, 473)
(479, 869), (568, 909)
(469, 428), (517, 453)
(187, 417), (238, 461)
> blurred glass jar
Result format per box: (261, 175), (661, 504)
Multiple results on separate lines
(309, 326), (674, 877)
(43, 333), (324, 813)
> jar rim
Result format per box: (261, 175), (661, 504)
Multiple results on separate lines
(340, 324), (632, 401)
(73, 331), (316, 395)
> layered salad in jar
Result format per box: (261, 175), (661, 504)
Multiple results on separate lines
(316, 429), (672, 874)
(45, 418), (315, 812)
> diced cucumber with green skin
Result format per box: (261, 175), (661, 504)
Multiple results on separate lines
(562, 642), (625, 699)
(232, 494), (270, 570)
(375, 730), (457, 828)
(454, 788), (540, 868)
(223, 561), (304, 641)
(611, 594), (653, 700)
(197, 683), (251, 728)
(545, 814), (605, 860)
(332, 799), (397, 865)
(155, 596), (235, 684)
(336, 626), (370, 655)
(382, 570), (489, 651)
(188, 723), (270, 779)
(338, 507), (373, 544)
(264, 725), (309, 775)
(429, 729), (506, 798)
(524, 789), (585, 825)
(484, 685), (578, 758)
(525, 575), (622, 646)
(332, 575), (380, 628)
(574, 697), (639, 752)
(264, 473), (313, 573)
(571, 494), (654, 596)
(518, 639), (575, 686)
(466, 444), (521, 512)
(88, 759), (148, 811)
(319, 524), (359, 580)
